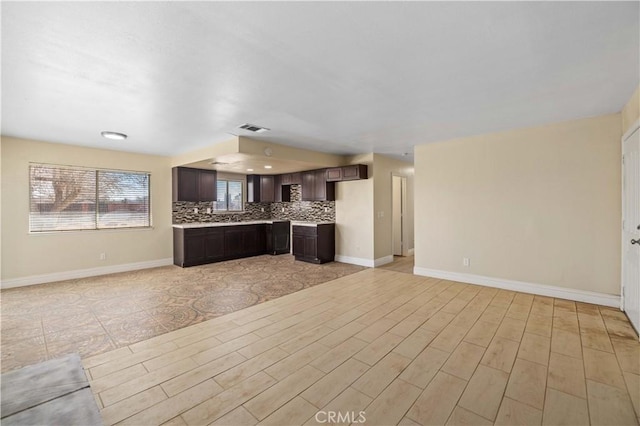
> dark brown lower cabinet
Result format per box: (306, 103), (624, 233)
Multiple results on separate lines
(174, 228), (225, 267)
(204, 229), (225, 262)
(223, 227), (244, 259)
(174, 222), (285, 267)
(292, 223), (335, 264)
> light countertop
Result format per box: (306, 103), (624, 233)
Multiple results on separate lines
(290, 221), (336, 227)
(173, 220), (334, 229)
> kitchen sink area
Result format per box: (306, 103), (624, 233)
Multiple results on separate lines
(172, 164), (367, 268)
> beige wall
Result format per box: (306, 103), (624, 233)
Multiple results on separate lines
(335, 154), (375, 262)
(414, 114), (621, 295)
(170, 137), (239, 167)
(622, 85), (639, 135)
(238, 137), (345, 167)
(335, 153), (415, 264)
(1, 137), (173, 282)
(0, 138), (3, 280)
(372, 154), (415, 260)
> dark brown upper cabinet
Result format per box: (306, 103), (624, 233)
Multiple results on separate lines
(326, 164), (368, 182)
(172, 167), (217, 202)
(247, 174), (276, 203)
(301, 169), (335, 201)
(247, 174), (260, 202)
(274, 175), (291, 202)
(280, 172), (302, 185)
(260, 175), (275, 203)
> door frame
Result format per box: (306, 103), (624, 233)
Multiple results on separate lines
(391, 173), (409, 257)
(621, 117), (640, 313)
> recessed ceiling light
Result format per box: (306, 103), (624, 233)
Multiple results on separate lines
(101, 131), (127, 140)
(247, 168), (254, 172)
(264, 165), (272, 169)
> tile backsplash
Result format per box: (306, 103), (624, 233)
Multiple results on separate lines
(172, 185), (336, 224)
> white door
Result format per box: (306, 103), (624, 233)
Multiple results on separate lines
(392, 176), (403, 256)
(622, 124), (640, 336)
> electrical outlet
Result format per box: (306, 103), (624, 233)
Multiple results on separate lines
(282, 207), (285, 212)
(206, 207), (211, 214)
(463, 257), (470, 267)
(193, 208), (198, 214)
(261, 207), (265, 212)
(324, 207), (329, 213)
(99, 253), (106, 260)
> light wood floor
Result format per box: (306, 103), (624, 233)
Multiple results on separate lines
(83, 269), (640, 425)
(380, 255), (415, 275)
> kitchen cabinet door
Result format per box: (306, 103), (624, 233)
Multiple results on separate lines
(242, 225), (258, 255)
(173, 167), (199, 202)
(224, 228), (244, 258)
(282, 173), (302, 185)
(247, 175), (261, 203)
(314, 170), (326, 200)
(184, 230), (207, 265)
(274, 175), (291, 202)
(301, 171), (315, 201)
(314, 169), (335, 201)
(341, 164), (368, 181)
(204, 229), (224, 261)
(260, 176), (275, 202)
(256, 224), (267, 254)
(198, 170), (217, 201)
(172, 167), (217, 202)
(304, 235), (318, 259)
(326, 167), (343, 182)
(292, 234), (305, 257)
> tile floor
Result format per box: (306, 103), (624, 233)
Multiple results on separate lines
(0, 255), (364, 373)
(379, 255), (414, 275)
(79, 268), (639, 425)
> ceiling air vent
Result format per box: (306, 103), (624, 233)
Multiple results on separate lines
(238, 123), (270, 133)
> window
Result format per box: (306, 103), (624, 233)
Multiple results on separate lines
(215, 179), (243, 211)
(29, 164), (151, 232)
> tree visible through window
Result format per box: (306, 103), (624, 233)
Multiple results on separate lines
(215, 179), (243, 211)
(29, 164), (151, 232)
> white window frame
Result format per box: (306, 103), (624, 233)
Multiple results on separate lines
(215, 179), (244, 212)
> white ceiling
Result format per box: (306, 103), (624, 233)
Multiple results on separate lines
(2, 2), (638, 161)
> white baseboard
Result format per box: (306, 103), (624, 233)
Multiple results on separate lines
(1, 258), (174, 289)
(335, 255), (375, 268)
(413, 267), (620, 308)
(374, 255), (394, 267)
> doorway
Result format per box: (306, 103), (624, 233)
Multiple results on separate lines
(392, 175), (407, 256)
(622, 121), (640, 337)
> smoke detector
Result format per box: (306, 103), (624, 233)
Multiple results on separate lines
(238, 123), (270, 133)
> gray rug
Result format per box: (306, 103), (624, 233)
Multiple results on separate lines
(1, 353), (102, 425)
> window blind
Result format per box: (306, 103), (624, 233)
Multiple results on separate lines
(29, 164), (151, 232)
(214, 179), (243, 211)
